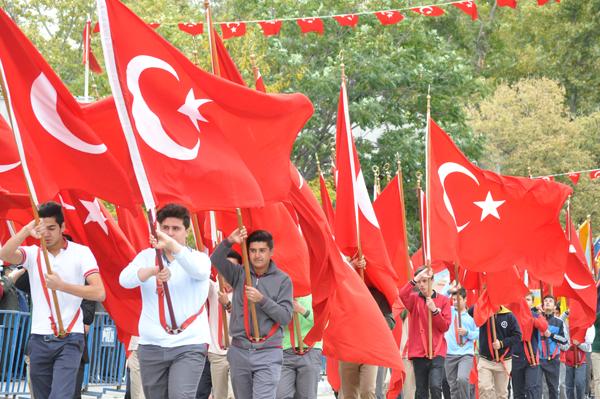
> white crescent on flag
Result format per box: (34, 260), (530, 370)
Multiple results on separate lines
(30, 73), (107, 154)
(438, 162), (480, 232)
(0, 161), (21, 173)
(565, 273), (591, 290)
(126, 55), (209, 161)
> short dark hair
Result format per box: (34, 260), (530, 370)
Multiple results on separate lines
(156, 203), (190, 229)
(226, 250), (242, 264)
(247, 230), (273, 250)
(543, 295), (556, 303)
(38, 201), (64, 225)
(452, 288), (467, 299)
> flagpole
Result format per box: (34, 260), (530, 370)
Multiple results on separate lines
(372, 165), (380, 202)
(205, 0), (221, 77)
(208, 211), (230, 348)
(0, 66), (66, 336)
(84, 16), (91, 101)
(236, 208), (261, 341)
(425, 86), (433, 359)
(341, 63), (364, 280)
(396, 154), (413, 282)
(96, 0), (178, 331)
(453, 261), (464, 346)
(293, 312), (305, 354)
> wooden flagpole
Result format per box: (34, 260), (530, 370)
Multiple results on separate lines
(207, 211), (230, 348)
(425, 86), (433, 359)
(395, 154), (413, 282)
(454, 262), (464, 346)
(236, 209), (261, 341)
(0, 73), (66, 336)
(293, 312), (305, 354)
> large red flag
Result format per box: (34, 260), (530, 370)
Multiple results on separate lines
(288, 165), (403, 369)
(97, 0), (312, 211)
(554, 218), (597, 339)
(0, 9), (139, 208)
(0, 188), (31, 225)
(374, 175), (413, 285)
(334, 79), (399, 306)
(59, 190), (141, 347)
(428, 119), (571, 284)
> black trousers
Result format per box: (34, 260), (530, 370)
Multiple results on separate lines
(196, 355), (212, 399)
(540, 357), (561, 399)
(412, 356), (445, 399)
(512, 363), (542, 399)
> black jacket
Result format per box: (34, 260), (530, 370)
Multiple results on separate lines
(469, 306), (522, 361)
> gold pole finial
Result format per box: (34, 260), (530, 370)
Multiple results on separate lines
(315, 153), (322, 174)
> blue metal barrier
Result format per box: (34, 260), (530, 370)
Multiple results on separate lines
(0, 310), (127, 396)
(83, 312), (127, 390)
(0, 311), (30, 396)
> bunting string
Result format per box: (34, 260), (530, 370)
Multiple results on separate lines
(531, 167), (600, 184)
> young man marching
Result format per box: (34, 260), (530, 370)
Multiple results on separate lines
(445, 287), (478, 399)
(0, 201), (105, 399)
(539, 295), (568, 399)
(211, 227), (293, 399)
(120, 204), (212, 399)
(399, 266), (451, 399)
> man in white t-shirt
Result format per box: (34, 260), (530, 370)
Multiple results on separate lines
(0, 201), (105, 399)
(119, 203), (211, 399)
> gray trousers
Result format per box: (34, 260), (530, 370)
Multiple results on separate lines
(28, 333), (84, 399)
(276, 348), (322, 399)
(228, 344), (283, 399)
(565, 364), (586, 399)
(138, 343), (207, 399)
(445, 355), (473, 399)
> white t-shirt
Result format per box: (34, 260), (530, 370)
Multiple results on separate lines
(119, 247), (211, 347)
(207, 279), (232, 355)
(19, 241), (99, 335)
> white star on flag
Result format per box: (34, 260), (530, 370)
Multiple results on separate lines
(177, 89), (211, 132)
(473, 191), (505, 221)
(80, 198), (108, 235)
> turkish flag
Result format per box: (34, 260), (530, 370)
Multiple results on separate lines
(178, 22), (203, 36)
(412, 6), (446, 17)
(373, 175), (413, 285)
(59, 190), (141, 347)
(115, 206), (149, 253)
(568, 172), (581, 185)
(97, 0), (313, 210)
(497, 0), (517, 8)
(220, 22), (246, 39)
(505, 297), (535, 340)
(318, 172), (335, 229)
(82, 20), (103, 74)
(334, 80), (399, 306)
(296, 18), (324, 35)
(213, 29), (246, 86)
(0, 116), (28, 195)
(0, 188), (31, 225)
(258, 20), (282, 36)
(374, 11), (404, 25)
(255, 71), (267, 93)
(288, 165), (403, 369)
(589, 169), (600, 180)
(554, 219), (597, 339)
(333, 14), (359, 27)
(452, 1), (479, 20)
(0, 9), (140, 209)
(428, 119), (571, 284)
